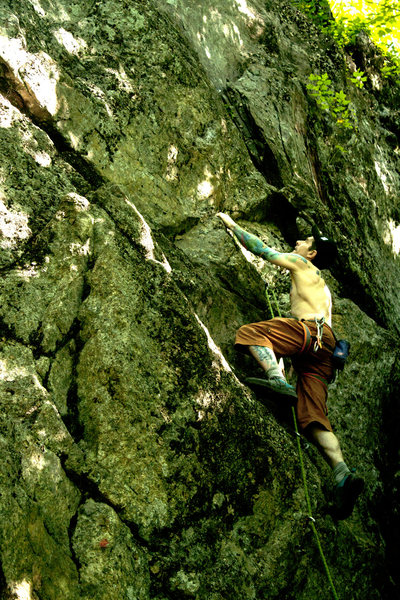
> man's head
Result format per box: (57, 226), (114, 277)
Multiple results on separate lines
(293, 236), (317, 262)
(294, 226), (338, 270)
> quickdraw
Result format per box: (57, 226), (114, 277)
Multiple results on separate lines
(314, 316), (325, 351)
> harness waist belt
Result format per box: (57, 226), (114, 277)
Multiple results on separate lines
(294, 318), (335, 354)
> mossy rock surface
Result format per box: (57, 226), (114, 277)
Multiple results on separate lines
(0, 1), (399, 598)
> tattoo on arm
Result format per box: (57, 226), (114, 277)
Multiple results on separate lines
(287, 254), (308, 265)
(232, 226), (280, 260)
(232, 225), (309, 270)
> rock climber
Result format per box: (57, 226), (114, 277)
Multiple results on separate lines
(217, 212), (364, 520)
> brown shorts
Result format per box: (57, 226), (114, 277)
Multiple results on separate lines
(235, 317), (335, 432)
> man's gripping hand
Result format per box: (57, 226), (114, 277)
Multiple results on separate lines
(217, 212), (237, 230)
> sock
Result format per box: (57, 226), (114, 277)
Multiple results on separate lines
(332, 461), (351, 486)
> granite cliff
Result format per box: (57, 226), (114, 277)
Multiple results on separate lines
(0, 1), (399, 599)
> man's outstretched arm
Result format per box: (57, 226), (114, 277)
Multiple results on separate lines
(217, 212), (306, 271)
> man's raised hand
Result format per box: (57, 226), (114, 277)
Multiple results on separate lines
(216, 212), (236, 230)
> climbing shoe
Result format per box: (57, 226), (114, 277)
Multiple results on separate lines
(245, 376), (298, 400)
(331, 473), (364, 520)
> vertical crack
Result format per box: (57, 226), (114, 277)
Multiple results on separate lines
(67, 508), (82, 577)
(221, 86), (284, 188)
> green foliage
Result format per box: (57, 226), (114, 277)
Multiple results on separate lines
(307, 73), (334, 111)
(292, 0), (332, 30)
(332, 1), (400, 81)
(292, 0), (400, 84)
(350, 69), (367, 88)
(307, 73), (354, 130)
(381, 59), (399, 79)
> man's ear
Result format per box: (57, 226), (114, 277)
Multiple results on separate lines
(308, 249), (317, 261)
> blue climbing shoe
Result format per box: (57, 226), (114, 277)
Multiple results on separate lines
(332, 473), (364, 520)
(245, 376), (298, 400)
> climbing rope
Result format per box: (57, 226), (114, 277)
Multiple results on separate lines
(291, 408), (339, 600)
(264, 283), (340, 600)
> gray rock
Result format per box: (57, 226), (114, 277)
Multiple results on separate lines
(0, 1), (399, 598)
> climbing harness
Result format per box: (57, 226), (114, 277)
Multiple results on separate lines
(264, 284), (340, 600)
(298, 320), (313, 354)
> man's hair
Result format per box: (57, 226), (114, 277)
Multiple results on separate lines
(310, 226), (338, 270)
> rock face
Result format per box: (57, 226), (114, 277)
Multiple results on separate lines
(0, 1), (399, 599)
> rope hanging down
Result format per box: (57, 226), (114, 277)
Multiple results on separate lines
(264, 284), (339, 600)
(291, 405), (339, 600)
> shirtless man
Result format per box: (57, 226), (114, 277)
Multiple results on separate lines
(217, 212), (364, 519)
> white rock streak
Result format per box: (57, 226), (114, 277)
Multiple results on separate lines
(194, 313), (232, 373)
(124, 198), (172, 273)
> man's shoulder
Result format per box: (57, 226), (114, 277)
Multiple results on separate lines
(291, 259), (322, 278)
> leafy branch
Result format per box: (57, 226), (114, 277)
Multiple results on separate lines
(307, 73), (355, 130)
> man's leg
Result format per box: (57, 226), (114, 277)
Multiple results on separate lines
(307, 424), (344, 468)
(247, 345), (297, 398)
(248, 345), (284, 379)
(307, 423), (364, 519)
(235, 319), (307, 397)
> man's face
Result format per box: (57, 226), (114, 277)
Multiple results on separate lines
(293, 236), (315, 259)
